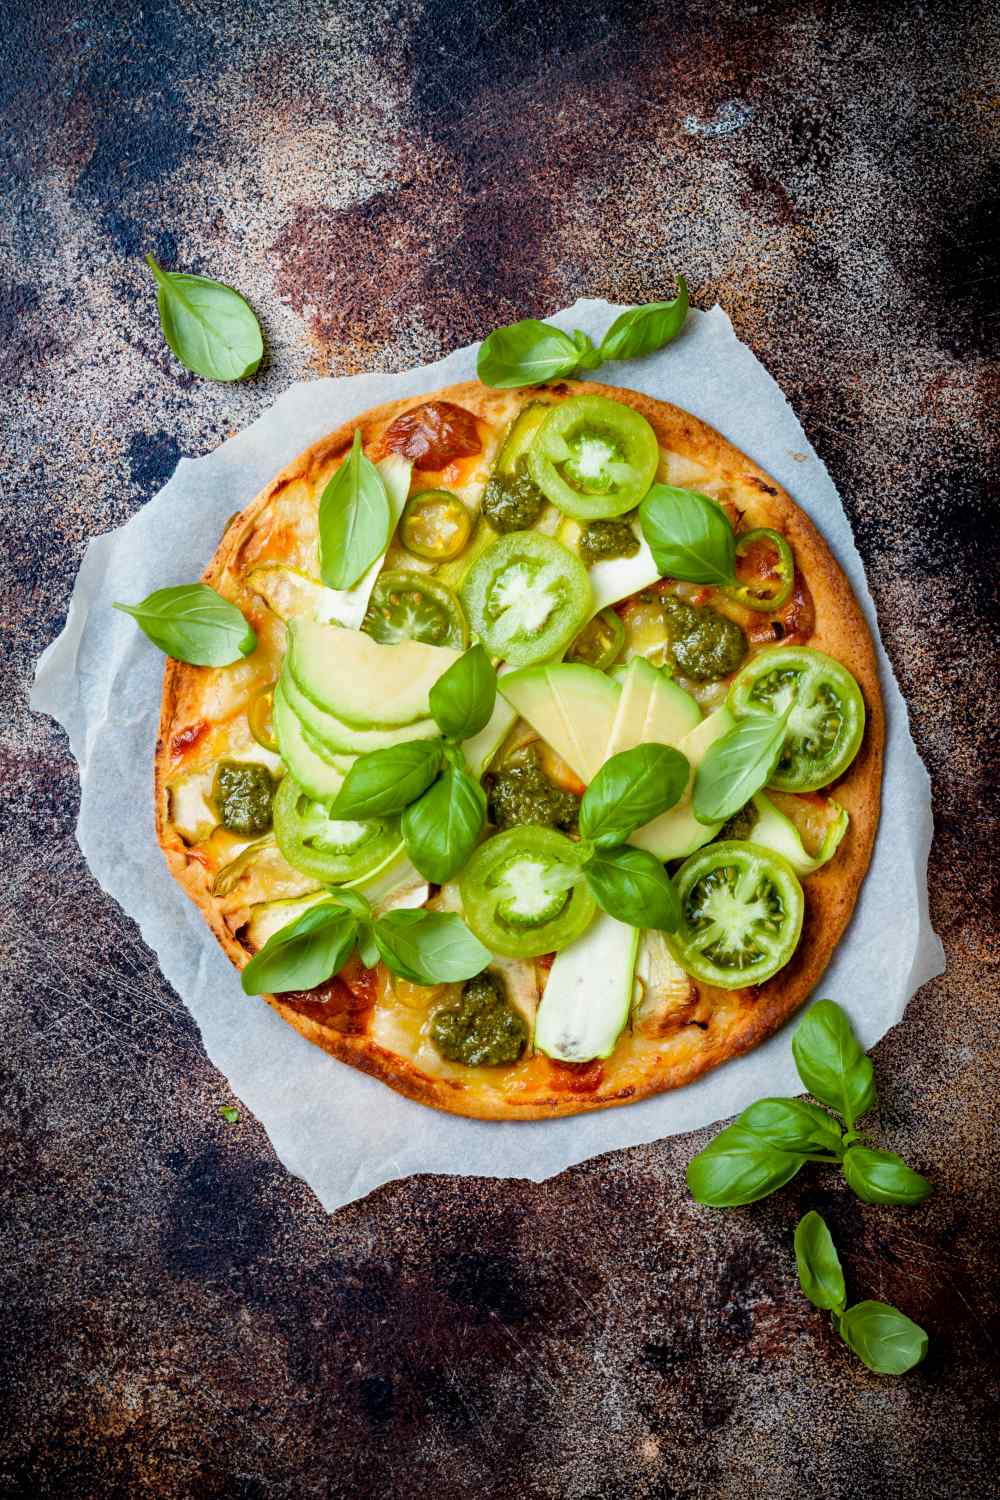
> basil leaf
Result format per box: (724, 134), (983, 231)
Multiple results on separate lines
(402, 767), (486, 884)
(331, 888), (372, 920)
(585, 845), (679, 931)
(240, 903), (358, 995)
(357, 924), (380, 970)
(841, 1146), (933, 1206)
(837, 1301), (928, 1375)
(319, 430), (392, 590)
(579, 744), (690, 847)
(373, 909), (491, 985)
(794, 1211), (847, 1312)
(145, 255), (264, 381)
(476, 319), (581, 388)
(329, 740), (443, 820)
(114, 584), (256, 666)
(792, 1000), (876, 1128)
(571, 329), (603, 371)
(639, 485), (736, 585)
(693, 711), (791, 825)
(686, 1123), (804, 1207)
(739, 1098), (844, 1156)
(598, 278), (689, 363)
(428, 644), (497, 742)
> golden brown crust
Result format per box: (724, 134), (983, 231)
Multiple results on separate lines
(155, 378), (884, 1120)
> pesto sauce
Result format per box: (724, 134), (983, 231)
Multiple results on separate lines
(486, 749), (580, 832)
(213, 761), (276, 835)
(480, 461), (547, 533)
(663, 596), (747, 681)
(430, 970), (528, 1066)
(579, 517), (640, 567)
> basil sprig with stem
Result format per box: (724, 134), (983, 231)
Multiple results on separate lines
(639, 484), (737, 586)
(114, 583), (256, 666)
(687, 1000), (933, 1208)
(145, 254), (263, 381)
(795, 1211), (929, 1374)
(693, 710), (791, 825)
(476, 281), (689, 388)
(241, 889), (491, 996)
(319, 429), (393, 591)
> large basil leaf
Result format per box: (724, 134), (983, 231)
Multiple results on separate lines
(639, 485), (736, 585)
(584, 845), (679, 931)
(145, 254), (264, 381)
(428, 644), (497, 742)
(794, 1211), (847, 1311)
(319, 429), (392, 590)
(240, 903), (358, 995)
(476, 319), (582, 388)
(402, 767), (486, 884)
(579, 744), (690, 847)
(841, 1146), (933, 1206)
(114, 584), (256, 666)
(373, 909), (491, 985)
(738, 1097), (844, 1156)
(837, 1301), (928, 1375)
(330, 740), (443, 820)
(791, 1000), (876, 1127)
(693, 711), (790, 825)
(686, 1123), (804, 1207)
(598, 278), (689, 362)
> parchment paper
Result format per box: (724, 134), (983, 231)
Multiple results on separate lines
(31, 303), (944, 1211)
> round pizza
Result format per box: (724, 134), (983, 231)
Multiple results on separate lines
(154, 378), (883, 1119)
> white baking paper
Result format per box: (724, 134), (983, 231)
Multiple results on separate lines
(31, 303), (945, 1211)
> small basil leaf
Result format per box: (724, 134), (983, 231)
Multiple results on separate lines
(319, 430), (392, 590)
(585, 846), (679, 931)
(598, 278), (689, 363)
(330, 888), (372, 920)
(145, 254), (264, 381)
(686, 1123), (804, 1207)
(841, 1146), (933, 1206)
(639, 484), (736, 585)
(114, 584), (256, 666)
(792, 999), (876, 1128)
(428, 644), (497, 741)
(329, 740), (443, 820)
(579, 744), (690, 846)
(693, 711), (790, 825)
(373, 909), (491, 985)
(837, 1301), (929, 1375)
(402, 768), (486, 885)
(357, 923), (380, 970)
(794, 1210), (847, 1312)
(571, 329), (603, 370)
(240, 903), (358, 995)
(476, 318), (582, 388)
(739, 1097), (844, 1156)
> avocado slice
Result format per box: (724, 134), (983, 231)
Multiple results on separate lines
(606, 658), (701, 757)
(499, 662), (621, 783)
(630, 706), (735, 860)
(279, 668), (439, 757)
(272, 683), (350, 802)
(286, 617), (457, 728)
(534, 913), (640, 1062)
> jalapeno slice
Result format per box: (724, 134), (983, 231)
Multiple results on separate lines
(728, 646), (865, 792)
(723, 528), (795, 612)
(458, 826), (596, 958)
(666, 840), (804, 988)
(399, 489), (474, 561)
(247, 682), (279, 751)
(565, 607), (625, 671)
(362, 570), (469, 650)
(460, 532), (593, 667)
(273, 774), (402, 884)
(527, 394), (660, 520)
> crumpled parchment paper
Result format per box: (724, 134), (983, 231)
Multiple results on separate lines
(32, 302), (945, 1211)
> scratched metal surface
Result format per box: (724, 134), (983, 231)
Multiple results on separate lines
(2, 0), (998, 1495)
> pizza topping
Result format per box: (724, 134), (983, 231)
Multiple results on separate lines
(362, 570), (469, 650)
(565, 607), (625, 671)
(273, 774), (402, 884)
(723, 527), (795, 612)
(481, 401), (551, 532)
(485, 745), (581, 833)
(664, 595), (747, 681)
(400, 489), (474, 561)
(527, 394), (660, 519)
(213, 761), (276, 835)
(727, 646), (865, 792)
(458, 826), (597, 959)
(717, 790), (849, 876)
(666, 840), (804, 989)
(383, 400), (481, 468)
(461, 531), (593, 667)
(247, 682), (278, 751)
(429, 969), (528, 1066)
(578, 517), (641, 567)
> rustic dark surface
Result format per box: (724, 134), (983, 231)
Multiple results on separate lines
(2, 0), (999, 1495)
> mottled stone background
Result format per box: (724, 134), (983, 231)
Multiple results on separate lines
(2, 0), (998, 1495)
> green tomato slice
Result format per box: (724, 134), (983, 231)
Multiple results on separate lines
(272, 774), (401, 884)
(565, 607), (625, 670)
(527, 394), (660, 519)
(400, 489), (473, 561)
(722, 528), (795, 612)
(728, 645), (866, 792)
(362, 570), (469, 650)
(666, 840), (804, 988)
(460, 531), (592, 667)
(458, 826), (596, 959)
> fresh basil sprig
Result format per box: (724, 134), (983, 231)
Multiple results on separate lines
(401, 768), (486, 886)
(114, 583), (256, 666)
(428, 643), (497, 741)
(795, 1212), (928, 1375)
(372, 908), (492, 985)
(639, 485), (736, 586)
(476, 281), (689, 388)
(583, 845), (681, 933)
(331, 740), (444, 819)
(145, 254), (263, 382)
(319, 430), (393, 591)
(241, 901), (360, 995)
(693, 711), (790, 825)
(687, 1000), (932, 1207)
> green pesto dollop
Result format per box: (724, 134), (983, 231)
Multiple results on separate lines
(718, 800), (760, 842)
(663, 596), (747, 681)
(213, 761), (276, 835)
(430, 970), (528, 1067)
(486, 749), (580, 832)
(578, 517), (641, 567)
(480, 461), (547, 533)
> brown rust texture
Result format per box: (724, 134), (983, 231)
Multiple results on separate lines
(2, 0), (999, 1495)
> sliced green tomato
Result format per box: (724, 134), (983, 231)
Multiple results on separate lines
(723, 528), (795, 612)
(272, 683), (350, 802)
(666, 840), (804, 989)
(461, 531), (592, 667)
(534, 912), (639, 1062)
(728, 646), (866, 792)
(459, 826), (596, 959)
(400, 490), (474, 561)
(288, 618), (460, 728)
(499, 661), (621, 783)
(362, 570), (469, 650)
(565, 607), (625, 671)
(527, 395), (660, 519)
(272, 774), (402, 885)
(740, 791), (849, 876)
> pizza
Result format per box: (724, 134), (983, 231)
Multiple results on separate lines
(154, 378), (883, 1119)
